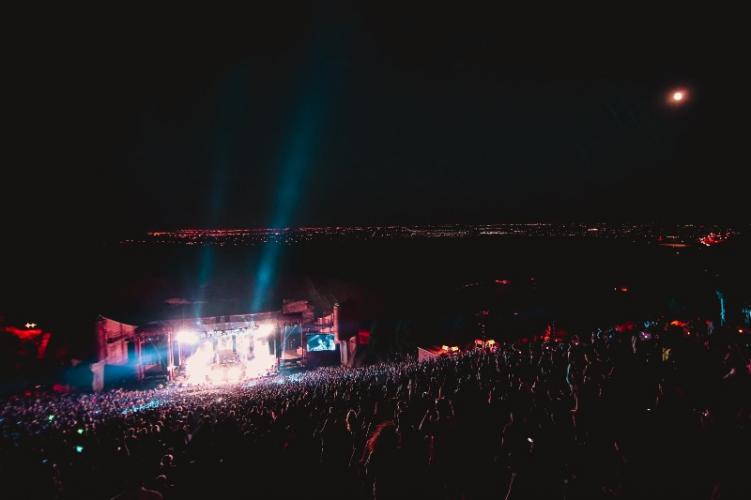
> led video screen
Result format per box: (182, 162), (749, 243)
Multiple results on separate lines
(306, 333), (336, 352)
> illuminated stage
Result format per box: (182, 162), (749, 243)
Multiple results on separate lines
(176, 322), (277, 385)
(94, 300), (345, 391)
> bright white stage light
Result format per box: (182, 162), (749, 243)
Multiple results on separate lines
(255, 322), (275, 338)
(176, 329), (200, 345)
(227, 365), (242, 382)
(180, 324), (276, 386)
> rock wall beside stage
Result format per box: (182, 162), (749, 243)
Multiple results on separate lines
(95, 315), (137, 365)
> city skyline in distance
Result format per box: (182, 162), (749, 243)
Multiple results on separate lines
(123, 222), (745, 247)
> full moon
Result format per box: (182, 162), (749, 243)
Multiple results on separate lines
(668, 88), (689, 106)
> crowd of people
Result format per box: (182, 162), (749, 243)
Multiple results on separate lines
(1, 322), (749, 499)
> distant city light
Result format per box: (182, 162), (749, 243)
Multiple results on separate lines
(698, 232), (733, 247)
(25, 322), (37, 329)
(75, 445), (84, 453)
(140, 223), (740, 247)
(176, 329), (199, 345)
(77, 428), (84, 435)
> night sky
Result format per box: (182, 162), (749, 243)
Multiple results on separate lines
(6, 7), (748, 239)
